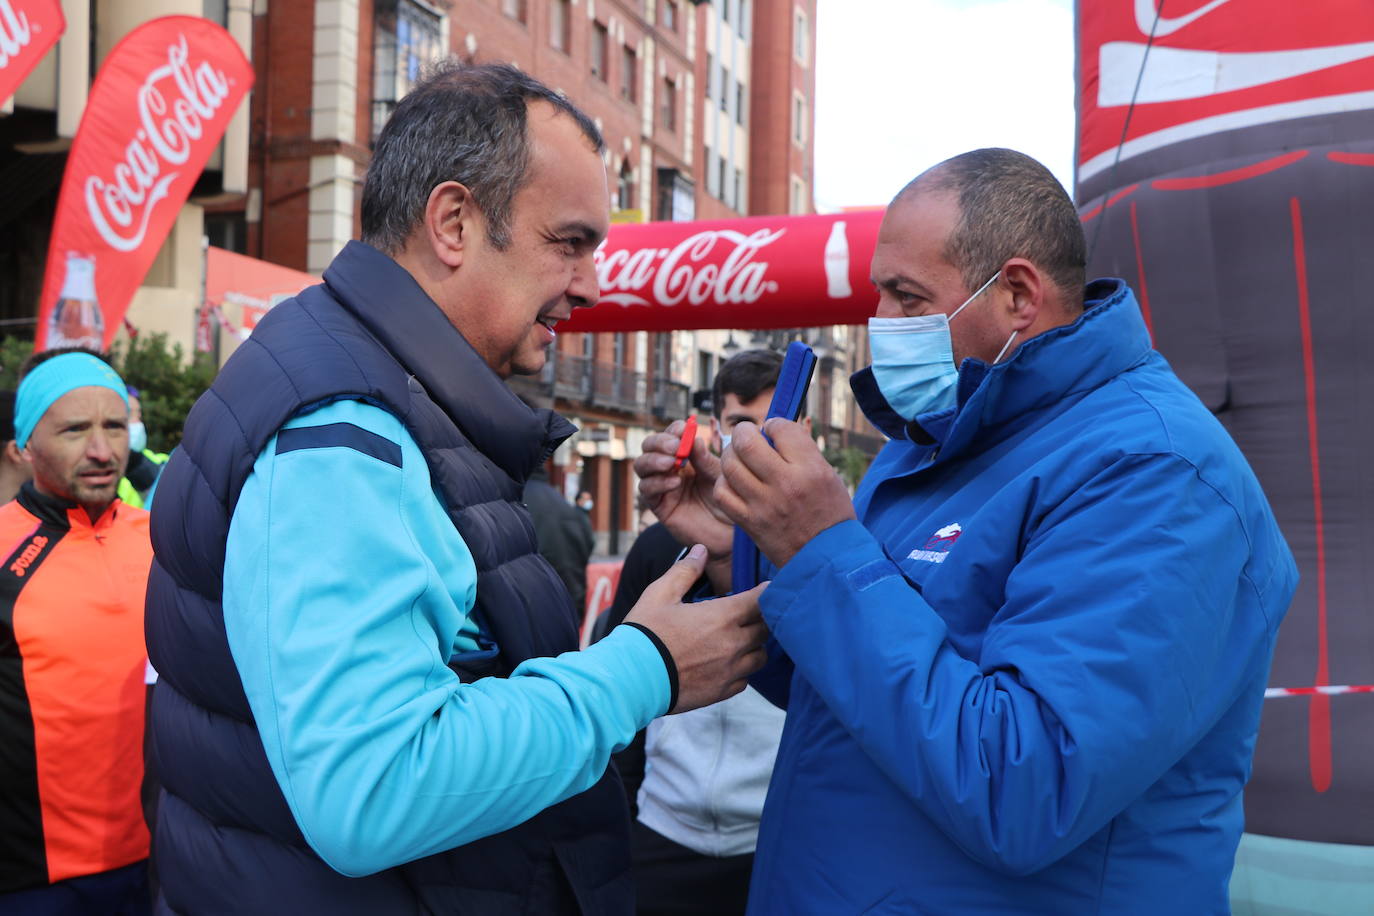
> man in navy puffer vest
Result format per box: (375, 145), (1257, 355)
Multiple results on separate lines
(145, 62), (767, 915)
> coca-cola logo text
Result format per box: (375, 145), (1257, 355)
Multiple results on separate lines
(596, 228), (785, 308)
(84, 35), (231, 252)
(0, 0), (33, 69)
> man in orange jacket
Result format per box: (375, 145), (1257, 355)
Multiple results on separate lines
(0, 349), (152, 915)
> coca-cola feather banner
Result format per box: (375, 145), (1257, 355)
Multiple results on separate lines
(560, 211), (883, 333)
(35, 15), (252, 351)
(0, 0), (64, 106)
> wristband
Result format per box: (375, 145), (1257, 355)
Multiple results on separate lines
(621, 621), (679, 712)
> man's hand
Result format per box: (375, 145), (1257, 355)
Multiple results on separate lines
(623, 543), (769, 714)
(715, 418), (857, 568)
(634, 420), (734, 560)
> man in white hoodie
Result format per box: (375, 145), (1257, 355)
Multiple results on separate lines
(605, 350), (803, 916)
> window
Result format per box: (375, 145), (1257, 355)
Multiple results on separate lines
(717, 154), (728, 203)
(663, 0), (678, 32)
(621, 45), (638, 102)
(204, 211), (246, 254)
(703, 144), (714, 196)
(591, 22), (609, 80)
(204, 0), (227, 25)
(790, 176), (807, 214)
(550, 0), (570, 52)
(794, 8), (808, 64)
(372, 0), (444, 142)
(661, 77), (677, 132)
(720, 66), (729, 113)
(655, 173), (673, 221)
(698, 350), (714, 390)
(737, 0), (748, 39)
(654, 332), (673, 378)
(656, 166), (695, 221)
(705, 52), (714, 103)
(792, 92), (807, 145)
(501, 0), (526, 24)
(617, 161), (635, 210)
(736, 80), (746, 126)
(734, 168), (743, 210)
(722, 0), (731, 27)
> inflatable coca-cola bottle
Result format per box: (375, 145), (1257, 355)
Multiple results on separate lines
(47, 252), (105, 349)
(1077, 1), (1374, 905)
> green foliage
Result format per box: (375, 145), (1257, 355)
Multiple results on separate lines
(0, 336), (35, 391)
(824, 445), (872, 492)
(112, 333), (217, 450)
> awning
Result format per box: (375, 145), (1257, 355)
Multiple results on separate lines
(205, 246), (319, 332)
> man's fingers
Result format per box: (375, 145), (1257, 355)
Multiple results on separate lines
(736, 621), (769, 654)
(737, 615), (768, 638)
(713, 474), (750, 527)
(634, 449), (681, 478)
(720, 441), (768, 506)
(643, 425), (686, 456)
(761, 417), (817, 463)
(738, 647), (769, 676)
(639, 473), (682, 500)
(641, 543), (708, 604)
(686, 437), (722, 482)
(737, 580), (769, 607)
(715, 581), (768, 625)
(729, 421), (787, 480)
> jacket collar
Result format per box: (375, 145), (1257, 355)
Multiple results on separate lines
(321, 241), (575, 480)
(16, 480), (120, 530)
(853, 279), (1152, 456)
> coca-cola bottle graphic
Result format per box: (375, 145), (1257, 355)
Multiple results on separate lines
(48, 252), (105, 349)
(1077, 0), (1374, 856)
(824, 220), (852, 299)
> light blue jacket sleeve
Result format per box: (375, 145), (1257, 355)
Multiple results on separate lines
(223, 399), (670, 877)
(761, 453), (1285, 876)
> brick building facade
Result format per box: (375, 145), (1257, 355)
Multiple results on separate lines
(3, 0), (877, 556)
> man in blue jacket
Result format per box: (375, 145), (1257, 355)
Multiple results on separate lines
(145, 62), (766, 914)
(636, 148), (1297, 913)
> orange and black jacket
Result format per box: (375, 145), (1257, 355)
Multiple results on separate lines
(0, 483), (152, 893)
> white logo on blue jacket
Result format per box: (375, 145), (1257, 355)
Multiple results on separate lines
(908, 523), (962, 564)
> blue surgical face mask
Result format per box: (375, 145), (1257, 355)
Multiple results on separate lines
(867, 271), (1016, 421)
(128, 421), (147, 454)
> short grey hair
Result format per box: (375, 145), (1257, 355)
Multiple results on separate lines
(361, 60), (605, 254)
(899, 148), (1086, 306)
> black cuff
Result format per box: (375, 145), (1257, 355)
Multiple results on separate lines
(621, 622), (679, 712)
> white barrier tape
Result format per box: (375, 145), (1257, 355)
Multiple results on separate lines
(1264, 685), (1374, 698)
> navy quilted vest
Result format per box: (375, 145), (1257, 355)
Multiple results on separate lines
(146, 241), (632, 915)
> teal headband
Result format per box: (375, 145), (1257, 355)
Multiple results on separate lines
(15, 353), (129, 449)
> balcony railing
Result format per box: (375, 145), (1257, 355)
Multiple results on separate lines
(509, 353), (690, 419)
(554, 353), (644, 410)
(651, 378), (691, 422)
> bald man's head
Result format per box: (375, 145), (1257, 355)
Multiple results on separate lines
(896, 149), (1086, 308)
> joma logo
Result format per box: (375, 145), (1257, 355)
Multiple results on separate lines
(9, 535), (48, 576)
